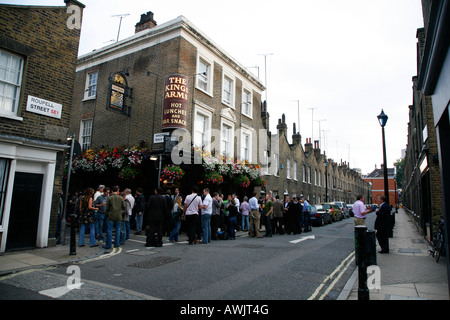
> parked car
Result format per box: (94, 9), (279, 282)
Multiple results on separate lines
(310, 204), (332, 226)
(347, 203), (354, 217)
(321, 203), (343, 221)
(331, 201), (350, 218)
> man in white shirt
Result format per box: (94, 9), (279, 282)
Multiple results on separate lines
(201, 188), (213, 244)
(183, 186), (203, 245)
(249, 191), (262, 238)
(124, 188), (135, 240)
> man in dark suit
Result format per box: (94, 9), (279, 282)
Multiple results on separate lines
(145, 187), (167, 247)
(375, 195), (391, 253)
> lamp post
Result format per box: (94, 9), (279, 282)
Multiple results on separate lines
(324, 154), (329, 202)
(377, 109), (389, 205)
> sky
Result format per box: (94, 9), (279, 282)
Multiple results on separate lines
(2, 0), (425, 175)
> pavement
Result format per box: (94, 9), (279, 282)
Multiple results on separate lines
(1, 208), (449, 300)
(338, 208), (449, 300)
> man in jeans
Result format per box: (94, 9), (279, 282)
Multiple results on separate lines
(94, 186), (110, 243)
(200, 188), (213, 244)
(105, 185), (125, 252)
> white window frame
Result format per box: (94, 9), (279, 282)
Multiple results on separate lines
(0, 49), (24, 119)
(196, 56), (213, 96)
(240, 128), (252, 163)
(303, 165), (306, 183)
(273, 153), (279, 176)
(293, 161), (298, 181)
(84, 71), (98, 100)
(222, 73), (235, 108)
(193, 106), (212, 152)
(307, 167), (311, 184)
(286, 158), (291, 179)
(220, 118), (234, 159)
(263, 150), (269, 175)
(79, 119), (93, 151)
(241, 87), (253, 118)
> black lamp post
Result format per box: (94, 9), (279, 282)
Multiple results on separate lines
(377, 109), (389, 205)
(324, 154), (329, 202)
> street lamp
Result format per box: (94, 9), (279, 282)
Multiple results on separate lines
(324, 154), (329, 202)
(377, 109), (389, 205)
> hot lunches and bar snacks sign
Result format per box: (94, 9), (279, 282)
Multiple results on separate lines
(162, 74), (189, 130)
(26, 95), (62, 119)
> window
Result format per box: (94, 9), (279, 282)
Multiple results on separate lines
(194, 113), (208, 149)
(286, 159), (291, 179)
(242, 88), (252, 117)
(293, 161), (297, 180)
(263, 150), (269, 175)
(307, 167), (311, 184)
(318, 170), (322, 186)
(221, 123), (232, 157)
(273, 153), (279, 176)
(80, 119), (93, 151)
(85, 72), (98, 99)
(0, 158), (11, 225)
(197, 58), (211, 93)
(0, 50), (24, 117)
(303, 165), (306, 183)
(222, 75), (234, 106)
(315, 169), (318, 185)
(241, 132), (250, 162)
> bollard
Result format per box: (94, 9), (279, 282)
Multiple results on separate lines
(69, 213), (77, 255)
(355, 225), (370, 300)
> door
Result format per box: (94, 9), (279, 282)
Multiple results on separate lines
(6, 172), (43, 251)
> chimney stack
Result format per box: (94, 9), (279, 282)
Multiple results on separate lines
(135, 11), (157, 33)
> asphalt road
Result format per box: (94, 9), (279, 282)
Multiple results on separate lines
(0, 212), (377, 303)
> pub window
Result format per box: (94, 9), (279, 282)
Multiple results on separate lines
(84, 71), (98, 99)
(80, 119), (93, 151)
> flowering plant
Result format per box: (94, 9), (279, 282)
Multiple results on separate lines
(119, 167), (139, 180)
(234, 175), (251, 188)
(70, 144), (153, 179)
(160, 165), (185, 182)
(204, 171), (224, 185)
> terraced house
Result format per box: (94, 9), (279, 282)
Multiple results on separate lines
(0, 0), (84, 252)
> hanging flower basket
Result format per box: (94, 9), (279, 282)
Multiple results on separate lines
(234, 175), (251, 188)
(204, 171), (224, 185)
(161, 165), (185, 182)
(119, 166), (140, 180)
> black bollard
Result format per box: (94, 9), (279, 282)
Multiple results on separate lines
(355, 225), (370, 300)
(70, 213), (77, 255)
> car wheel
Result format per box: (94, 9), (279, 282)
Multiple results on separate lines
(320, 218), (324, 226)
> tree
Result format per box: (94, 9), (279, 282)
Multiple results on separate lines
(394, 157), (405, 189)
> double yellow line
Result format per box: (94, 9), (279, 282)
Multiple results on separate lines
(308, 251), (355, 300)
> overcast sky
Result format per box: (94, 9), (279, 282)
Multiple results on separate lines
(3, 0), (425, 175)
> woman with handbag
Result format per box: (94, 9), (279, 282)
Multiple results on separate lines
(78, 188), (98, 247)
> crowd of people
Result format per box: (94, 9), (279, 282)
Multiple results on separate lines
(59, 185), (316, 250)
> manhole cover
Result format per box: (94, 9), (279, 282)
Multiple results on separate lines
(127, 256), (181, 269)
(234, 244), (264, 249)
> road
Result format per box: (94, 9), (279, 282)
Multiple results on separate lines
(0, 212), (376, 302)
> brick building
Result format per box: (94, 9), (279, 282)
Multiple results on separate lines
(69, 12), (266, 193)
(68, 11), (371, 204)
(364, 165), (398, 207)
(261, 114), (371, 205)
(0, 1), (84, 252)
(411, 0), (449, 294)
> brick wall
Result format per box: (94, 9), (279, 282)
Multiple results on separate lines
(0, 1), (83, 239)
